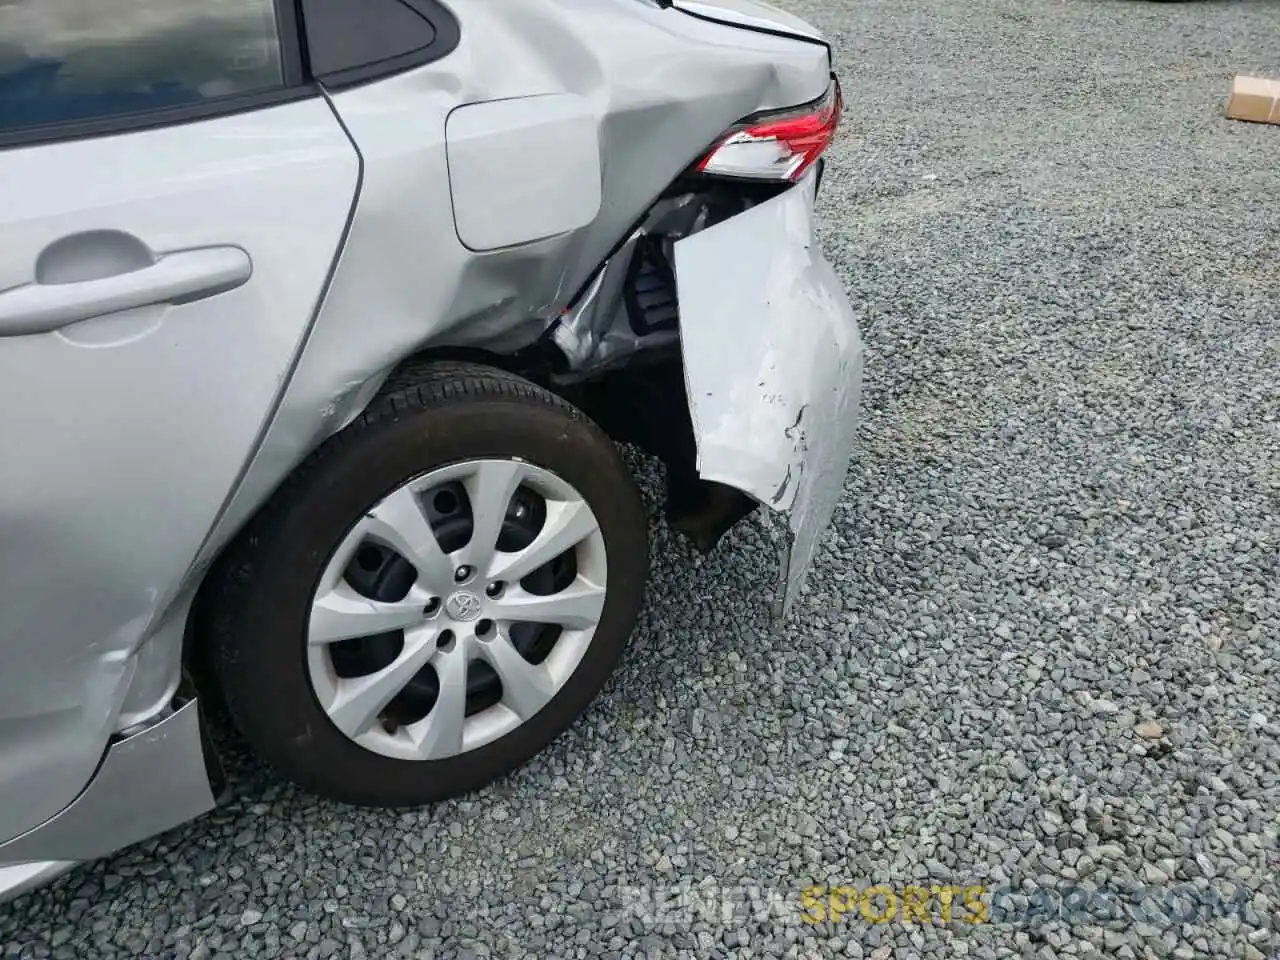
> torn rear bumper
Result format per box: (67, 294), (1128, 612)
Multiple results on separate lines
(673, 172), (863, 618)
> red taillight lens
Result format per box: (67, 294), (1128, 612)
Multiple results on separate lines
(695, 77), (843, 182)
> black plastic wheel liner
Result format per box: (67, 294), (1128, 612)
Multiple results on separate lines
(569, 355), (759, 553)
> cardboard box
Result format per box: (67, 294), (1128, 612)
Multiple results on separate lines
(1226, 75), (1280, 126)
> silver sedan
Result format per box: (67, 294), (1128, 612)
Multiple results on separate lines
(0, 0), (863, 899)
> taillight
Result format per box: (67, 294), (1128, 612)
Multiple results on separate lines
(694, 77), (843, 183)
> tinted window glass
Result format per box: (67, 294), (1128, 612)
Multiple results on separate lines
(301, 0), (437, 84)
(0, 0), (284, 134)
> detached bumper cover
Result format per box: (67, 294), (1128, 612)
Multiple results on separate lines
(673, 174), (863, 617)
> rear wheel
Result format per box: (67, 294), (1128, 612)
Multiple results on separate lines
(206, 363), (648, 806)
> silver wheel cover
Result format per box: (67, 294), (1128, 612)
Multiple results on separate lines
(305, 458), (607, 761)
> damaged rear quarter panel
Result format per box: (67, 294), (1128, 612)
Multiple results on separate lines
(184, 0), (832, 582)
(673, 175), (863, 615)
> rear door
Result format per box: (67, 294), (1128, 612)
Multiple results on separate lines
(0, 0), (358, 843)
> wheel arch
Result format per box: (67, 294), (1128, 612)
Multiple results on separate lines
(182, 348), (536, 692)
(190, 359), (649, 805)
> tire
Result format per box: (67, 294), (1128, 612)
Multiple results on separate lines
(206, 362), (649, 807)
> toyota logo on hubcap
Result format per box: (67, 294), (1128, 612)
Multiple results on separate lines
(445, 591), (482, 622)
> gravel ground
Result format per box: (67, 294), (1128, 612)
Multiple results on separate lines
(5, 1), (1279, 957)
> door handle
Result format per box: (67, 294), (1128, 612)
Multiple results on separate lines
(0, 246), (252, 338)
